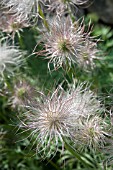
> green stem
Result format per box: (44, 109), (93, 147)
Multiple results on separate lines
(38, 4), (49, 31)
(17, 31), (25, 49)
(63, 137), (95, 168)
(67, 5), (76, 23)
(64, 59), (77, 82)
(48, 160), (60, 170)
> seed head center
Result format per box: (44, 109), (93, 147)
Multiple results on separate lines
(58, 39), (71, 52)
(47, 112), (60, 129)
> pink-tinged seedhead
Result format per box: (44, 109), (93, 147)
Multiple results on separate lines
(0, 40), (25, 76)
(0, 0), (40, 22)
(38, 17), (99, 71)
(44, 0), (89, 15)
(75, 115), (108, 149)
(10, 80), (35, 109)
(19, 83), (104, 156)
(0, 8), (29, 33)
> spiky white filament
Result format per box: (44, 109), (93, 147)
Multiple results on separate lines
(0, 41), (24, 75)
(40, 17), (99, 70)
(19, 84), (104, 156)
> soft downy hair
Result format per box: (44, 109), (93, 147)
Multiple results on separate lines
(44, 0), (89, 16)
(0, 38), (25, 76)
(18, 83), (106, 157)
(0, 0), (40, 22)
(37, 17), (99, 71)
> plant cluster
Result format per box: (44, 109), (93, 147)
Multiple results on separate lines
(0, 0), (113, 169)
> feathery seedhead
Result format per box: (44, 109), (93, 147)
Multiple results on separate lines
(20, 86), (75, 156)
(0, 8), (29, 33)
(1, 0), (40, 22)
(76, 37), (99, 70)
(44, 0), (89, 15)
(66, 83), (102, 119)
(39, 17), (99, 70)
(75, 115), (108, 149)
(19, 83), (103, 156)
(10, 80), (35, 109)
(0, 39), (25, 76)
